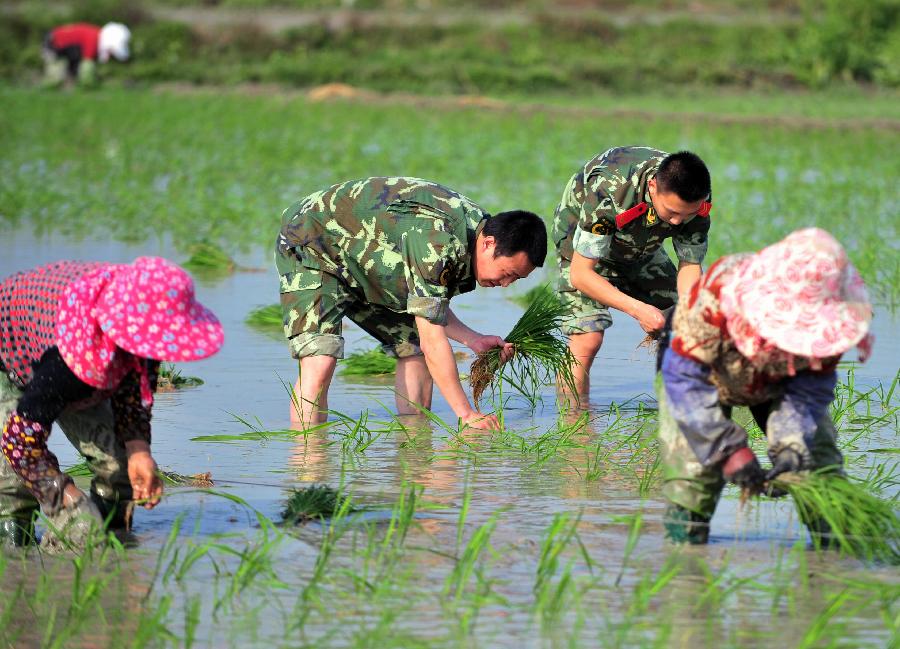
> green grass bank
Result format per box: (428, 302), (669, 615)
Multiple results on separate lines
(3, 0), (900, 93)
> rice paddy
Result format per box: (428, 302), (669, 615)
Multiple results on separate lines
(0, 83), (898, 647)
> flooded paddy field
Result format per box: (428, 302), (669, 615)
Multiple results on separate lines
(0, 87), (898, 647)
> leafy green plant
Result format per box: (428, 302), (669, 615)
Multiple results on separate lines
(339, 347), (397, 376)
(776, 471), (900, 564)
(469, 286), (577, 408)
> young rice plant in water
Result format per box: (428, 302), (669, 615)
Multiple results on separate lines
(775, 471), (900, 564)
(469, 286), (577, 408)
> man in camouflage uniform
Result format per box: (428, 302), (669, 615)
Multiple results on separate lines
(552, 146), (712, 398)
(276, 177), (548, 430)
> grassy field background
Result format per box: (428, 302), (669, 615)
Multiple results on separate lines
(2, 86), (897, 305)
(3, 0), (899, 93)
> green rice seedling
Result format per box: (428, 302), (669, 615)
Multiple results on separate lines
(339, 347), (397, 376)
(157, 363), (204, 390)
(508, 282), (555, 309)
(444, 512), (500, 603)
(181, 241), (237, 274)
(534, 511), (582, 619)
(774, 471), (900, 564)
(281, 484), (353, 525)
(244, 303), (282, 333)
(469, 286), (577, 409)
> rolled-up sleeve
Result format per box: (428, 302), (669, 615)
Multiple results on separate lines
(661, 347), (748, 466)
(673, 216), (710, 265)
(402, 230), (460, 326)
(573, 227), (612, 260)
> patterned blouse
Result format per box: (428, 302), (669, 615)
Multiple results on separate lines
(0, 262), (158, 511)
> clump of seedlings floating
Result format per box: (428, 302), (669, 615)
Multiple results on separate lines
(470, 286), (577, 408)
(774, 471), (900, 564)
(339, 347), (397, 376)
(182, 241), (239, 274)
(160, 470), (214, 488)
(281, 484), (354, 524)
(245, 303), (283, 333)
(157, 363), (204, 391)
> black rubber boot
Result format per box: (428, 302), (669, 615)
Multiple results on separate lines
(90, 491), (133, 532)
(0, 516), (36, 547)
(663, 504), (711, 545)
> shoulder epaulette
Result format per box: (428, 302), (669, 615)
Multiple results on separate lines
(615, 202), (648, 229)
(696, 201), (712, 217)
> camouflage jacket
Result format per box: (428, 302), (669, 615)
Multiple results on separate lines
(278, 177), (487, 326)
(552, 146), (711, 287)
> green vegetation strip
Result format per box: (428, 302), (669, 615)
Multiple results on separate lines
(4, 1), (899, 93)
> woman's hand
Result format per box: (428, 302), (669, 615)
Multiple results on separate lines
(125, 440), (163, 509)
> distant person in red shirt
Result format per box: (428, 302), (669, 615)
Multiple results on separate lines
(42, 22), (131, 87)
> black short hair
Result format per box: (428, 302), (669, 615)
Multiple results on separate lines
(482, 210), (547, 267)
(655, 151), (711, 203)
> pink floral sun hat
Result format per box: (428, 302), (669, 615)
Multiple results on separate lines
(56, 257), (224, 403)
(719, 228), (872, 360)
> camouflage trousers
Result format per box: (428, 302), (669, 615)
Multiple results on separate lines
(275, 242), (422, 360)
(656, 378), (843, 518)
(0, 372), (132, 520)
(558, 247), (677, 335)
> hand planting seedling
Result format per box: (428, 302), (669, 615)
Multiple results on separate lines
(469, 286), (577, 409)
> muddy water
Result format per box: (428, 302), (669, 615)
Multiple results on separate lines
(1, 231), (898, 647)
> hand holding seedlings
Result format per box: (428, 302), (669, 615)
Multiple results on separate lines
(466, 334), (514, 363)
(461, 410), (502, 431)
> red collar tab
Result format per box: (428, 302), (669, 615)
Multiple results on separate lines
(615, 202), (648, 229)
(696, 201), (712, 217)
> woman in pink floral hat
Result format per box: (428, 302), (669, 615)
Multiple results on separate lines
(0, 257), (223, 547)
(655, 228), (873, 544)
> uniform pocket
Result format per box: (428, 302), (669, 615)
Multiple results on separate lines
(279, 265), (322, 293)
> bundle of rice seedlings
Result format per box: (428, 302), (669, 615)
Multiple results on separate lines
(182, 241), (237, 274)
(339, 347), (397, 376)
(157, 363), (204, 391)
(775, 471), (900, 564)
(281, 484), (353, 525)
(245, 303), (283, 332)
(469, 286), (577, 408)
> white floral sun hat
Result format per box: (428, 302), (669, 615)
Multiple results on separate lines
(719, 228), (873, 360)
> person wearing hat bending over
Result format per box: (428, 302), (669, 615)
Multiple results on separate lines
(42, 22), (131, 87)
(276, 177), (547, 431)
(0, 257), (224, 548)
(553, 146), (712, 400)
(656, 228), (873, 544)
